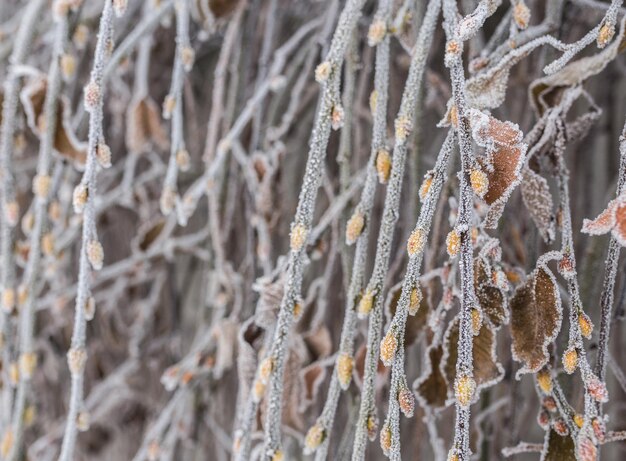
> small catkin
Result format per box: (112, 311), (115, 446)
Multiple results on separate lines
(587, 376), (608, 402)
(357, 289), (374, 318)
(337, 352), (354, 389)
(449, 105), (458, 127)
(592, 418), (606, 442)
(314, 61), (331, 83)
(42, 233), (55, 256)
(562, 347), (578, 374)
(574, 414), (584, 428)
(73, 183), (88, 214)
(67, 347), (87, 375)
(578, 313), (593, 339)
(369, 90), (378, 113)
(304, 422), (325, 454)
(597, 23), (615, 48)
(96, 142), (112, 168)
(33, 174), (52, 198)
(4, 201), (19, 227)
(455, 375), (476, 406)
(73, 24), (89, 49)
(407, 228), (425, 256)
(181, 46), (195, 72)
(87, 240), (104, 270)
(447, 450), (459, 461)
(367, 18), (386, 46)
(419, 174), (433, 201)
(409, 287), (422, 315)
(446, 229), (461, 257)
(470, 169), (489, 197)
(21, 212), (34, 235)
(366, 414), (378, 441)
(252, 379), (265, 402)
(380, 423), (391, 455)
(176, 148), (191, 171)
(19, 352), (37, 379)
(258, 357), (274, 384)
(83, 81), (100, 111)
(513, 1), (530, 29)
(2, 288), (15, 312)
(537, 369), (552, 394)
(395, 116), (411, 143)
(375, 149), (392, 183)
(553, 418), (568, 436)
(537, 410), (550, 429)
(346, 211), (365, 245)
(380, 330), (398, 366)
(113, 0), (127, 16)
(331, 104), (344, 130)
(398, 386), (415, 417)
(289, 223), (307, 251)
(84, 296), (96, 321)
(162, 94), (176, 119)
(61, 53), (76, 80)
(160, 186), (176, 215)
(76, 411), (90, 432)
(542, 396), (557, 412)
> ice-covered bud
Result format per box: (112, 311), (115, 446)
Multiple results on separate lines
(446, 229), (461, 257)
(375, 149), (391, 184)
(407, 227), (425, 256)
(380, 330), (398, 366)
(87, 240), (104, 270)
(346, 211), (365, 245)
(357, 289), (374, 318)
(304, 422), (325, 454)
(337, 352), (354, 389)
(455, 374), (476, 407)
(562, 347), (578, 374)
(470, 169), (489, 197)
(290, 223), (307, 251)
(409, 287), (422, 316)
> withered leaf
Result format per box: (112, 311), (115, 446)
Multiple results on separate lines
(415, 345), (447, 409)
(482, 144), (524, 206)
(541, 430), (576, 461)
(582, 192), (626, 246)
(355, 343), (388, 389)
(521, 167), (556, 244)
(385, 281), (430, 346)
(298, 362), (327, 413)
(126, 96), (168, 153)
(474, 258), (508, 327)
(303, 325), (332, 360)
(443, 318), (504, 400)
(131, 217), (166, 253)
(510, 263), (562, 376)
(20, 77), (87, 166)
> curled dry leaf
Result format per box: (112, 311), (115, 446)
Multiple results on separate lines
(521, 166), (556, 244)
(541, 429), (575, 461)
(20, 77), (87, 166)
(581, 192), (626, 246)
(415, 344), (447, 409)
(443, 318), (504, 403)
(126, 96), (169, 153)
(474, 257), (509, 328)
(510, 261), (562, 377)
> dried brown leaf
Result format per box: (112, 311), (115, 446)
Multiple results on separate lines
(474, 258), (508, 327)
(541, 429), (576, 461)
(521, 167), (556, 243)
(126, 96), (168, 153)
(415, 345), (447, 409)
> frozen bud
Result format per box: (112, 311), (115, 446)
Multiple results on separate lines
(597, 23), (615, 48)
(395, 116), (411, 143)
(24, 405), (36, 426)
(375, 149), (392, 184)
(398, 386), (415, 417)
(471, 308), (482, 335)
(592, 417), (606, 443)
(259, 357), (273, 384)
(84, 296), (96, 321)
(578, 437), (597, 461)
(562, 347), (578, 374)
(380, 330), (398, 366)
(553, 418), (568, 436)
(337, 352), (354, 390)
(409, 287), (422, 316)
(292, 301), (303, 320)
(9, 363), (19, 386)
(52, 0), (70, 18)
(289, 223), (307, 251)
(87, 240), (104, 270)
(447, 450), (459, 461)
(60, 53), (76, 80)
(67, 347), (87, 375)
(574, 414), (584, 428)
(367, 18), (386, 46)
(113, 0), (127, 16)
(160, 186), (176, 215)
(147, 440), (161, 461)
(96, 142), (112, 168)
(73, 183), (88, 213)
(181, 45), (195, 72)
(449, 104), (458, 127)
(271, 450), (284, 461)
(17, 285), (28, 306)
(419, 173), (433, 201)
(176, 148), (191, 171)
(455, 374), (476, 407)
(314, 61), (331, 83)
(407, 227), (425, 257)
(366, 414), (378, 441)
(304, 422), (325, 454)
(357, 289), (374, 318)
(83, 81), (100, 111)
(2, 288), (15, 312)
(0, 429), (13, 459)
(19, 352), (37, 379)
(73, 24), (89, 49)
(42, 233), (55, 257)
(379, 423), (391, 456)
(446, 229), (461, 257)
(33, 174), (52, 198)
(542, 396), (557, 412)
(369, 90), (378, 113)
(578, 313), (593, 339)
(587, 376), (608, 402)
(4, 201), (19, 227)
(446, 39), (461, 56)
(513, 1), (530, 29)
(21, 212), (34, 235)
(537, 410), (550, 429)
(558, 254), (575, 278)
(537, 369), (552, 394)
(470, 169), (489, 197)
(76, 411), (90, 432)
(331, 104), (344, 130)
(162, 94), (176, 119)
(346, 211), (365, 245)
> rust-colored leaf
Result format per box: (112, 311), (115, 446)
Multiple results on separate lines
(474, 258), (509, 328)
(581, 193), (626, 246)
(510, 263), (562, 376)
(541, 429), (576, 461)
(415, 345), (447, 409)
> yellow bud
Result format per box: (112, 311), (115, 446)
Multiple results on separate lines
(419, 175), (433, 201)
(259, 357), (273, 384)
(563, 347), (578, 374)
(331, 104), (344, 130)
(537, 369), (552, 394)
(367, 18), (386, 46)
(455, 374), (476, 406)
(578, 313), (593, 339)
(0, 429), (13, 459)
(33, 174), (52, 198)
(369, 90), (378, 113)
(162, 94), (176, 119)
(160, 186), (176, 215)
(61, 53), (76, 80)
(76, 411), (90, 432)
(73, 183), (88, 214)
(598, 23), (615, 48)
(380, 423), (391, 455)
(409, 287), (422, 316)
(513, 1), (530, 29)
(19, 352), (37, 379)
(470, 169), (489, 197)
(337, 352), (354, 390)
(67, 347), (87, 375)
(304, 422), (325, 454)
(315, 61), (331, 83)
(446, 229), (461, 257)
(252, 378), (265, 402)
(407, 228), (425, 257)
(9, 363), (19, 386)
(24, 405), (36, 427)
(395, 116), (411, 143)
(290, 223), (307, 251)
(42, 232), (55, 256)
(176, 148), (191, 171)
(380, 330), (398, 366)
(87, 240), (104, 270)
(2, 288), (15, 312)
(83, 81), (100, 111)
(96, 142), (112, 168)
(271, 450), (284, 461)
(471, 308), (482, 335)
(181, 45), (195, 72)
(357, 289), (374, 318)
(375, 149), (392, 184)
(346, 211), (365, 245)
(574, 414), (584, 428)
(449, 105), (458, 127)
